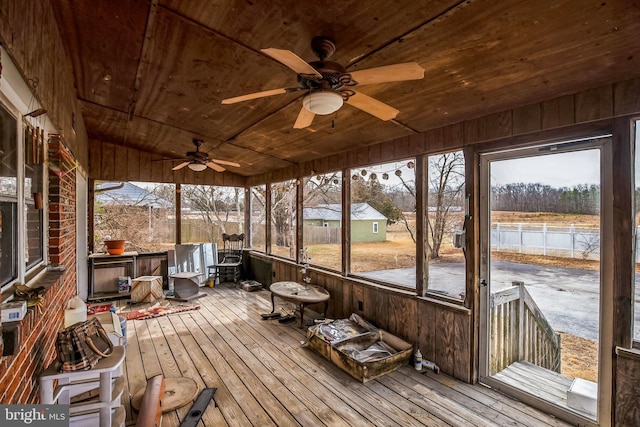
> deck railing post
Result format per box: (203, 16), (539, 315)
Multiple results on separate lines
(512, 281), (525, 362)
(570, 224), (575, 258)
(518, 223), (522, 253)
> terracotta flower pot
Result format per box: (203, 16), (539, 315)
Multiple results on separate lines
(104, 239), (126, 255)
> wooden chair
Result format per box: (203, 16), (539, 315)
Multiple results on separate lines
(215, 233), (244, 284)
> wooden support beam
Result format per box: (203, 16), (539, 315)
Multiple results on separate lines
(175, 184), (181, 244)
(415, 154), (427, 297)
(265, 184), (272, 254)
(342, 171), (350, 276)
(611, 117), (634, 349)
(296, 177), (303, 263)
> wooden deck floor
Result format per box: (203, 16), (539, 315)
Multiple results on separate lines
(119, 284), (571, 426)
(492, 361), (595, 420)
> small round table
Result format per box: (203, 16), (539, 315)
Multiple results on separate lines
(270, 281), (330, 328)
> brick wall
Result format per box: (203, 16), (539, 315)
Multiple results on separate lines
(0, 135), (77, 403)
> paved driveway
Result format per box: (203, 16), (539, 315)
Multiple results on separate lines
(361, 261), (640, 341)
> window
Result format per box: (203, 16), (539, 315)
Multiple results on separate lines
(0, 103), (47, 288)
(0, 52), (51, 292)
(350, 161), (416, 288)
(250, 186), (266, 252)
(0, 103), (18, 287)
(181, 184), (244, 246)
(426, 150), (466, 299)
(94, 181), (175, 252)
(270, 180), (297, 259)
(302, 172), (342, 270)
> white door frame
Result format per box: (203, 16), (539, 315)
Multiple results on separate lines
(478, 136), (613, 427)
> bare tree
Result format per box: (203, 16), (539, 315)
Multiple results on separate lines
(94, 182), (174, 252)
(395, 172), (417, 244)
(303, 173), (341, 206)
(428, 152), (465, 259)
(267, 175), (343, 257)
(575, 232), (600, 260)
(391, 153), (464, 258)
(270, 180), (297, 258)
(250, 186), (267, 247)
(180, 185), (244, 243)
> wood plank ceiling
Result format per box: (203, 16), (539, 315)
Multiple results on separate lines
(52, 0), (640, 178)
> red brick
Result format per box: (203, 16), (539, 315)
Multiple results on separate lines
(0, 138), (77, 403)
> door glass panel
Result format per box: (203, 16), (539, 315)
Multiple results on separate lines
(484, 141), (602, 421)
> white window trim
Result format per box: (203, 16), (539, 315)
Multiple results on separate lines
(372, 221), (379, 234)
(1, 46), (53, 291)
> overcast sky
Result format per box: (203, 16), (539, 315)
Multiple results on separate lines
(491, 149), (601, 188)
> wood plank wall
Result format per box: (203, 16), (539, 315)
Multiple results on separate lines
(246, 78), (640, 187)
(615, 348), (640, 427)
(0, 0), (89, 167)
(88, 139), (247, 186)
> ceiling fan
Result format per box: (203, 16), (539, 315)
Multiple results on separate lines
(171, 139), (240, 172)
(221, 36), (425, 129)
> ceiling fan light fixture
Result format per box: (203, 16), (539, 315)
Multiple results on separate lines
(303, 91), (343, 115)
(188, 162), (207, 172)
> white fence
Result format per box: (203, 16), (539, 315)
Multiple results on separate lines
(491, 223), (602, 260)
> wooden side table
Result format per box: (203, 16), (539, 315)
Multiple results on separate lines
(270, 281), (330, 328)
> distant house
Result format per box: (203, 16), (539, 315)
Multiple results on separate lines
(95, 182), (171, 208)
(94, 182), (175, 249)
(303, 203), (387, 243)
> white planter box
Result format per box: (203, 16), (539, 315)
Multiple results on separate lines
(567, 378), (597, 416)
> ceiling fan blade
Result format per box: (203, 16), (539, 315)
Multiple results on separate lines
(172, 161), (190, 171)
(206, 161), (225, 172)
(346, 91), (399, 121)
(261, 48), (322, 78)
(152, 157), (188, 162)
(222, 88), (290, 105)
(293, 105), (316, 129)
(209, 158), (240, 168)
(349, 62), (425, 86)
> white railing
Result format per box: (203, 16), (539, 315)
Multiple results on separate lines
(491, 223), (602, 260)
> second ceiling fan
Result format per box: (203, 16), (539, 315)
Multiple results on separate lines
(221, 36), (425, 129)
(171, 139), (240, 172)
